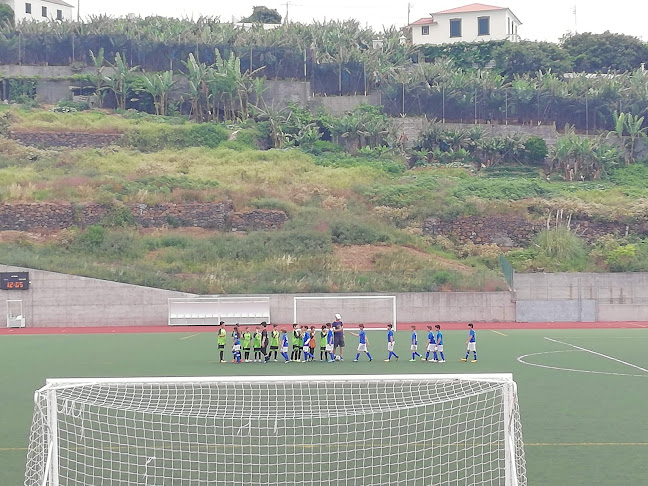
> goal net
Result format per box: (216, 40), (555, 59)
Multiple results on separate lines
(25, 374), (526, 486)
(294, 295), (396, 329)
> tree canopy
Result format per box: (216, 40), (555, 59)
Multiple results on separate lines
(0, 3), (14, 28)
(240, 6), (282, 24)
(562, 32), (648, 73)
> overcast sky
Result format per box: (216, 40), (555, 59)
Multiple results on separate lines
(78, 1), (646, 43)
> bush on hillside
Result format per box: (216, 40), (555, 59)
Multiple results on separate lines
(122, 123), (228, 151)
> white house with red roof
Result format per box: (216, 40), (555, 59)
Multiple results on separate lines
(0, 0), (75, 22)
(410, 3), (521, 46)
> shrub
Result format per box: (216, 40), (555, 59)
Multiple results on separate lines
(74, 225), (105, 251)
(523, 136), (548, 165)
(184, 123), (229, 148)
(249, 198), (298, 216)
(122, 123), (228, 151)
(329, 219), (392, 245)
(535, 227), (586, 261)
(305, 140), (344, 155)
(99, 205), (136, 228)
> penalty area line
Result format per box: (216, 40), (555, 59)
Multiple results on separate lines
(490, 330), (508, 336)
(544, 337), (648, 375)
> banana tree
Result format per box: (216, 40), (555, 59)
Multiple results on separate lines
(103, 52), (139, 110)
(141, 70), (175, 116)
(182, 53), (211, 121)
(88, 48), (106, 107)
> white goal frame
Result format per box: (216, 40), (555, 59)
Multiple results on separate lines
(26, 374), (525, 486)
(293, 295), (397, 329)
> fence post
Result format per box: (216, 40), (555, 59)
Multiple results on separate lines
(499, 255), (515, 291)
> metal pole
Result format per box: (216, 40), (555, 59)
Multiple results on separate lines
(442, 85), (445, 123)
(585, 96), (589, 135)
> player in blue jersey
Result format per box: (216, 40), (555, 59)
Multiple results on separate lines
(384, 323), (399, 362)
(325, 323), (336, 362)
(280, 329), (291, 363)
(302, 326), (316, 362)
(232, 334), (241, 363)
(409, 325), (422, 361)
(350, 324), (373, 362)
(435, 325), (445, 363)
(424, 325), (438, 362)
(462, 323), (477, 362)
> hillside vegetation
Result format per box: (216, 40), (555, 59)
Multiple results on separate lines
(1, 105), (648, 293)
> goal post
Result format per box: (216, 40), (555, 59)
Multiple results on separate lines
(25, 374), (526, 486)
(293, 295), (397, 330)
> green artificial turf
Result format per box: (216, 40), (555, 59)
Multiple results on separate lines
(2, 328), (648, 485)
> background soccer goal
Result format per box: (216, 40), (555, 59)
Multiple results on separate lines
(25, 374), (526, 486)
(293, 295), (396, 330)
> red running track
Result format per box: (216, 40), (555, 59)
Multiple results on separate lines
(0, 321), (646, 336)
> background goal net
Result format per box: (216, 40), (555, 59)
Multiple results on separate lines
(293, 295), (396, 329)
(26, 374), (526, 486)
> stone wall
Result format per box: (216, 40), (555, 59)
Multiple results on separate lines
(309, 92), (381, 116)
(0, 202), (287, 232)
(230, 210), (287, 231)
(423, 216), (641, 247)
(10, 131), (123, 148)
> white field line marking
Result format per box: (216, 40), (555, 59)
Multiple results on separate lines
(517, 350), (648, 378)
(551, 337), (648, 339)
(490, 330), (508, 336)
(544, 337), (648, 375)
(180, 333), (200, 340)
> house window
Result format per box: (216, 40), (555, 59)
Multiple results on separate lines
(42, 6), (47, 17)
(422, 25), (429, 35)
(449, 19), (462, 38)
(56, 9), (62, 20)
(478, 16), (490, 36)
(25, 2), (31, 14)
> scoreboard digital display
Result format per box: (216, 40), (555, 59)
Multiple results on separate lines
(1, 272), (30, 290)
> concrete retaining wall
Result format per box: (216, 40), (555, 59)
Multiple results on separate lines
(0, 264), (192, 328)
(0, 265), (515, 328)
(309, 92), (381, 116)
(515, 273), (648, 303)
(516, 300), (596, 322)
(514, 272), (648, 322)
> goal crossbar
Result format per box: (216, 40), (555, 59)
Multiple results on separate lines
(293, 295), (396, 329)
(43, 373), (516, 387)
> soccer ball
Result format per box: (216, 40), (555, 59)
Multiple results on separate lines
(335, 355), (341, 361)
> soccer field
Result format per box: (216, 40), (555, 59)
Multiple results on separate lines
(1, 327), (648, 485)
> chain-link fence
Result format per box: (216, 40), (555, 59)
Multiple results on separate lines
(0, 34), (372, 96)
(380, 84), (626, 132)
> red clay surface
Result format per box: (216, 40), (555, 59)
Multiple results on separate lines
(1, 321), (646, 336)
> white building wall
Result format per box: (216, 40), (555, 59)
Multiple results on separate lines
(412, 9), (520, 46)
(9, 0), (74, 22)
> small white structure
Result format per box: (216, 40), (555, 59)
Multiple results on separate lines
(0, 0), (74, 23)
(410, 3), (521, 46)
